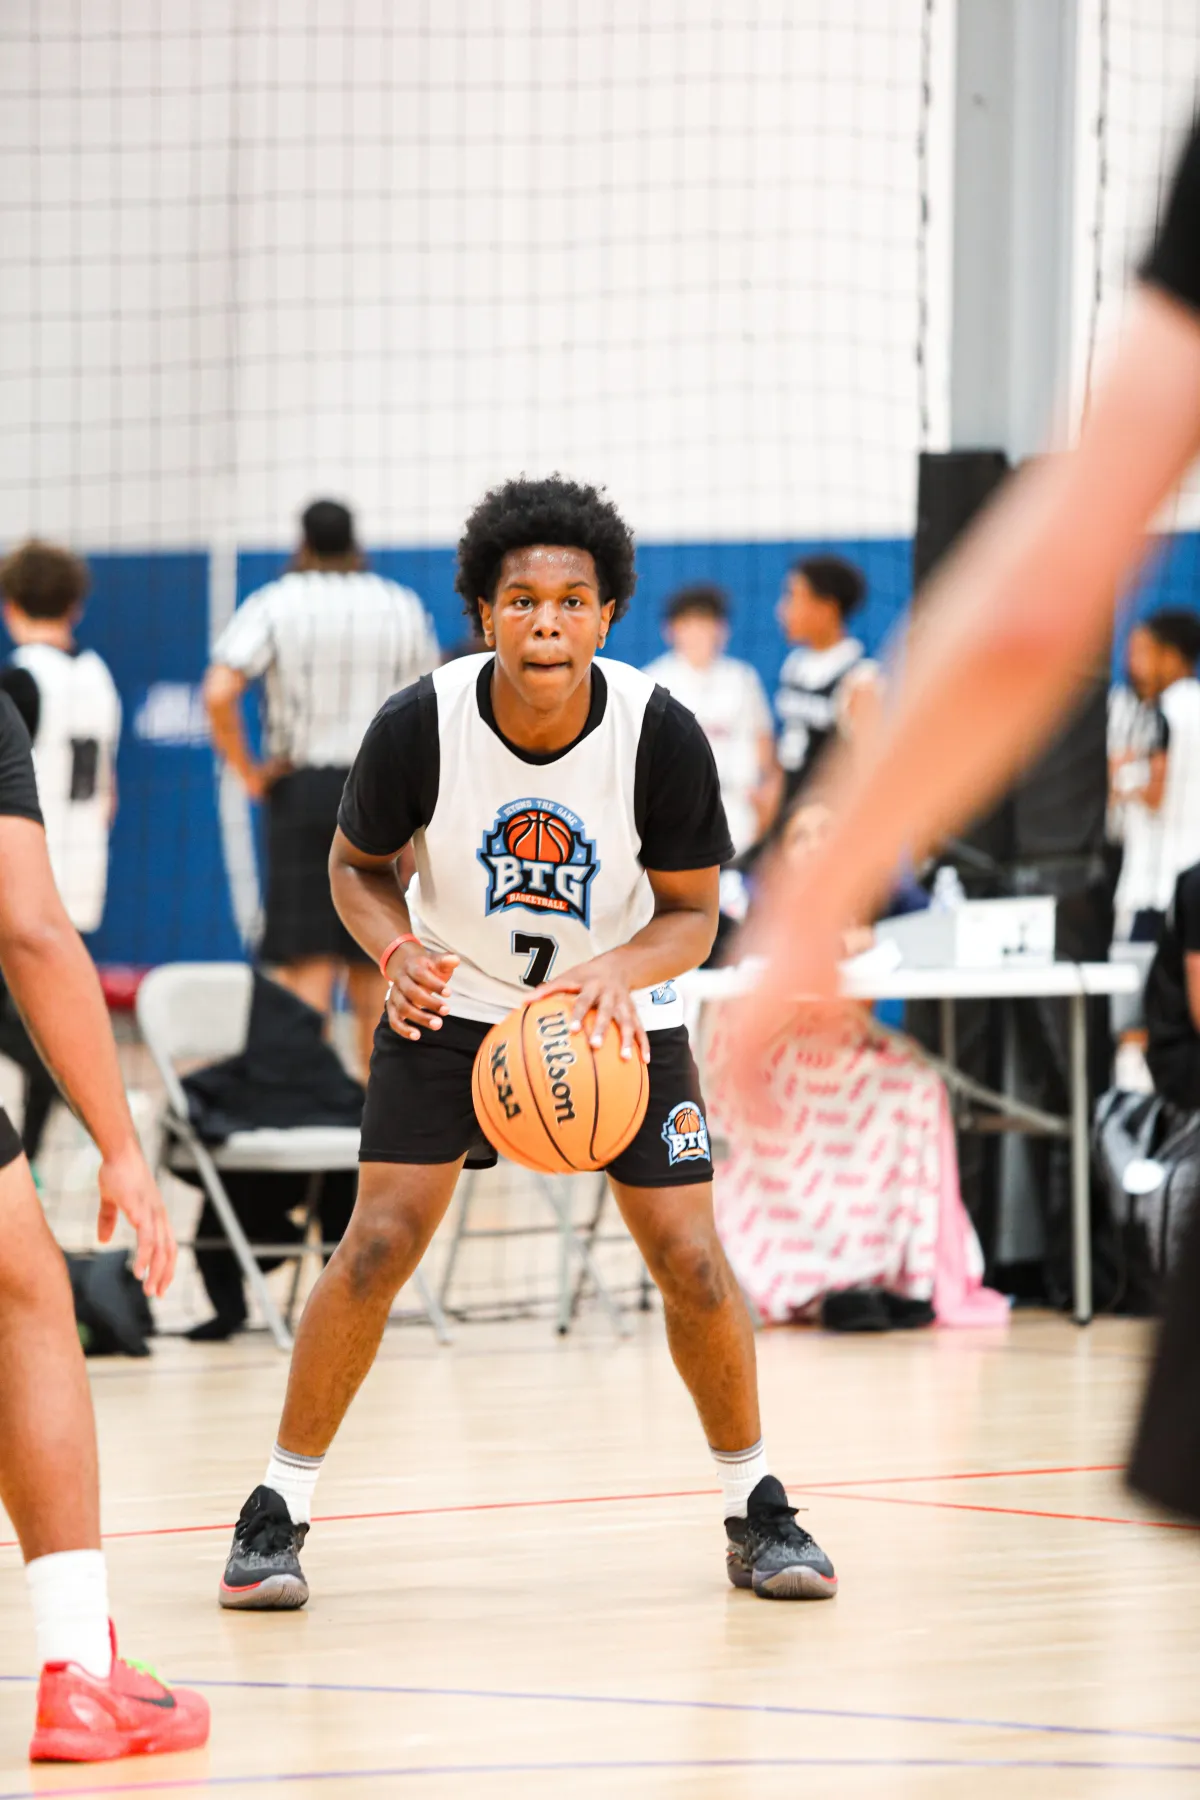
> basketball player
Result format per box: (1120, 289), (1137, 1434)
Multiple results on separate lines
(726, 118), (1200, 1519)
(0, 540), (122, 1163)
(219, 476), (837, 1606)
(773, 554), (878, 802)
(0, 688), (208, 1760)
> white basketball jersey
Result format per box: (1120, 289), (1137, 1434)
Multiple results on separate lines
(408, 654), (685, 1030)
(11, 644), (121, 933)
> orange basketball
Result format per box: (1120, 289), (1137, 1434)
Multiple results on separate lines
(471, 991), (649, 1175)
(504, 808), (573, 865)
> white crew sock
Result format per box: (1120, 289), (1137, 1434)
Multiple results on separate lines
(264, 1444), (324, 1525)
(26, 1550), (112, 1678)
(711, 1439), (771, 1520)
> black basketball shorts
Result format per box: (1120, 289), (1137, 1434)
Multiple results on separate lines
(261, 768), (372, 966)
(0, 1103), (22, 1170)
(359, 1013), (713, 1188)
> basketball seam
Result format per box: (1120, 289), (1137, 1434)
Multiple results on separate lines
(605, 1050), (649, 1165)
(520, 1003), (577, 1173)
(472, 1026), (533, 1168)
(587, 1011), (603, 1165)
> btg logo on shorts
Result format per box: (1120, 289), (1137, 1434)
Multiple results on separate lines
(478, 797), (599, 927)
(661, 1101), (710, 1166)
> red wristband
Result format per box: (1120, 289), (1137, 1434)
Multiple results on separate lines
(379, 933), (420, 979)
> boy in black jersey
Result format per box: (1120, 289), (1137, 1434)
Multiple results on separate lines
(220, 476), (837, 1608)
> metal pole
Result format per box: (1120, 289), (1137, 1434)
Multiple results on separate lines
(950, 0), (1079, 458)
(1069, 991), (1093, 1324)
(939, 997), (959, 1130)
(939, 996), (956, 1066)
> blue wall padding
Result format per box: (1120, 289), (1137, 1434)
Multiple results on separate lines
(9, 528), (1194, 965)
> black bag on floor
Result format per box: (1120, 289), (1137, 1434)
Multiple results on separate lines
(1093, 1088), (1200, 1313)
(66, 1250), (154, 1357)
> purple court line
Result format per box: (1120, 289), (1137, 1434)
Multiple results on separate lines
(2, 1755), (1200, 1797)
(3, 1673), (1191, 1752)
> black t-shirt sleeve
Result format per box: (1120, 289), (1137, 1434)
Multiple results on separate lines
(0, 667), (40, 742)
(1154, 704), (1171, 754)
(1142, 122), (1200, 312)
(337, 676), (439, 856)
(635, 690), (735, 871)
(1175, 863), (1200, 954)
(0, 692), (43, 825)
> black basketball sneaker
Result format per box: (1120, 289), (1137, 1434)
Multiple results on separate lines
(219, 1485), (309, 1610)
(725, 1475), (838, 1600)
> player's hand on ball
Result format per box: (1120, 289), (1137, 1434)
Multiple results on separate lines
(535, 957), (651, 1064)
(384, 943), (459, 1041)
(97, 1143), (177, 1299)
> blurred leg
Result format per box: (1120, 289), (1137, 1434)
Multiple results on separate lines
(0, 1153), (100, 1558)
(269, 956), (339, 1019)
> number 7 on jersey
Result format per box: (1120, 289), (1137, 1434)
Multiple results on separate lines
(512, 931), (557, 988)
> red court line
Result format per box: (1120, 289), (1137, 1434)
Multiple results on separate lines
(799, 1462), (1124, 1489)
(0, 1487), (724, 1551)
(0, 1463), (1152, 1552)
(806, 1489), (1200, 1532)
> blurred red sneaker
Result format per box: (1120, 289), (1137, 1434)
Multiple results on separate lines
(29, 1622), (209, 1762)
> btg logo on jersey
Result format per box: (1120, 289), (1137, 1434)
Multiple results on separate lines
(661, 1101), (710, 1166)
(478, 797), (599, 927)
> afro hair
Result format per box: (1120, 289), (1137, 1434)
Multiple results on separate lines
(455, 475), (637, 626)
(0, 539), (90, 621)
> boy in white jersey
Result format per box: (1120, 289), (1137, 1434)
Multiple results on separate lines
(0, 541), (122, 1163)
(643, 583), (780, 857)
(220, 476), (837, 1608)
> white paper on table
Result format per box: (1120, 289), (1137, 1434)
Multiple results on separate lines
(840, 937), (903, 981)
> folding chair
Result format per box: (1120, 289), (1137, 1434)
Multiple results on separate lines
(136, 962), (450, 1351)
(439, 1167), (631, 1336)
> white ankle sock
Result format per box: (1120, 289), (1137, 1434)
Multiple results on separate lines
(264, 1444), (324, 1525)
(711, 1439), (770, 1519)
(26, 1550), (112, 1678)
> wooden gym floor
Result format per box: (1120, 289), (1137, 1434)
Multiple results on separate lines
(2, 1310), (1199, 1798)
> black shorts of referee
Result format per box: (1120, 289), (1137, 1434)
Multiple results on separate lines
(261, 767), (371, 966)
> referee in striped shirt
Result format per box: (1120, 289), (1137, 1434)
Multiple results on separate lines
(204, 500), (439, 1075)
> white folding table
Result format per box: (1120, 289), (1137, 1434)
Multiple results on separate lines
(679, 959), (1140, 1326)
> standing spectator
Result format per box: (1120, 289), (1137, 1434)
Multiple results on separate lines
(0, 541), (122, 1162)
(204, 499), (439, 1076)
(643, 583), (780, 857)
(1108, 625), (1168, 895)
(1113, 608), (1200, 944)
(774, 554), (879, 802)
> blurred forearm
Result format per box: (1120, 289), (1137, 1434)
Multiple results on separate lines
(203, 666), (256, 783)
(804, 288), (1200, 925)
